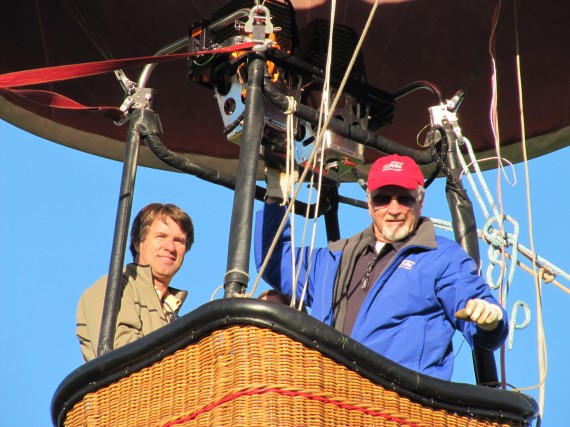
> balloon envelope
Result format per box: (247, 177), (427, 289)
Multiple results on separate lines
(1, 0), (568, 177)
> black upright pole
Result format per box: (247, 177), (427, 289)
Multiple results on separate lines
(322, 185), (341, 243)
(223, 53), (265, 298)
(443, 127), (499, 386)
(96, 108), (146, 357)
(444, 139), (480, 263)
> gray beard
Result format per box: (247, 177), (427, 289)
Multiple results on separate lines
(381, 224), (412, 243)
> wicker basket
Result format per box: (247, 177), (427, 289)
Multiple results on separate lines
(64, 324), (527, 427)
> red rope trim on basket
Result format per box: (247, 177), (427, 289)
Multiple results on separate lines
(161, 387), (426, 427)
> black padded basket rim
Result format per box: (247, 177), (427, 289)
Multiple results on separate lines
(52, 298), (539, 426)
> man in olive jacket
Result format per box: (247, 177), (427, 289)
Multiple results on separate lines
(76, 203), (194, 362)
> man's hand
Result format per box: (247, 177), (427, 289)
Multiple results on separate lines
(264, 167), (298, 205)
(454, 299), (503, 331)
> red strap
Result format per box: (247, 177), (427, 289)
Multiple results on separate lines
(0, 42), (255, 88)
(0, 42), (255, 121)
(0, 88), (124, 121)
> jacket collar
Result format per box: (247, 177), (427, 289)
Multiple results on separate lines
(392, 217), (437, 252)
(336, 216), (437, 253)
(125, 263), (188, 307)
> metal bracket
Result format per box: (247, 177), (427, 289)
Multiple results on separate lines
(115, 87), (156, 126)
(115, 69), (137, 96)
(114, 69), (140, 125)
(428, 102), (464, 145)
(237, 4), (278, 51)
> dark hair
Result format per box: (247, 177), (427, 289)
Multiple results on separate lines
(129, 203), (194, 259)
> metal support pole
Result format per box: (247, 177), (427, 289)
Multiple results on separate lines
(96, 109), (143, 357)
(223, 53), (265, 298)
(322, 185), (341, 243)
(444, 127), (499, 386)
(444, 134), (480, 264)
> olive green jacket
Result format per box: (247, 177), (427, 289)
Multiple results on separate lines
(76, 263), (187, 362)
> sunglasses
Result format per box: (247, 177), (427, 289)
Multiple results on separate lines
(370, 193), (418, 209)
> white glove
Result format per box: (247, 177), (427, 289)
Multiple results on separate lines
(264, 167), (298, 205)
(456, 299), (503, 331)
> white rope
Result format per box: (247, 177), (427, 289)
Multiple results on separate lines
(286, 95), (298, 308)
(511, 0), (546, 413)
(295, 0), (338, 308)
(296, 0), (381, 307)
(432, 218), (570, 284)
(283, 95), (297, 115)
(250, 0), (381, 303)
(210, 284), (224, 301)
(297, 127), (327, 307)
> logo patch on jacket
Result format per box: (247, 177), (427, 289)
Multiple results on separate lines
(398, 259), (415, 270)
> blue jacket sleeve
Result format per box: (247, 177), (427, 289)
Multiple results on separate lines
(255, 204), (325, 307)
(434, 237), (508, 351)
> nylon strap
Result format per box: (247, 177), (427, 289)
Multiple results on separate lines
(0, 42), (255, 120)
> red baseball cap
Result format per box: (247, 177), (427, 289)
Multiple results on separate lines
(367, 154), (425, 191)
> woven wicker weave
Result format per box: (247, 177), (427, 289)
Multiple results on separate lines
(64, 325), (524, 427)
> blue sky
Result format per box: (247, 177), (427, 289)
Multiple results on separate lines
(0, 118), (568, 426)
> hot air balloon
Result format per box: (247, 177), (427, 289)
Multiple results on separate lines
(3, 1), (567, 425)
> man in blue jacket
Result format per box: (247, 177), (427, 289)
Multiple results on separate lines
(255, 154), (507, 381)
